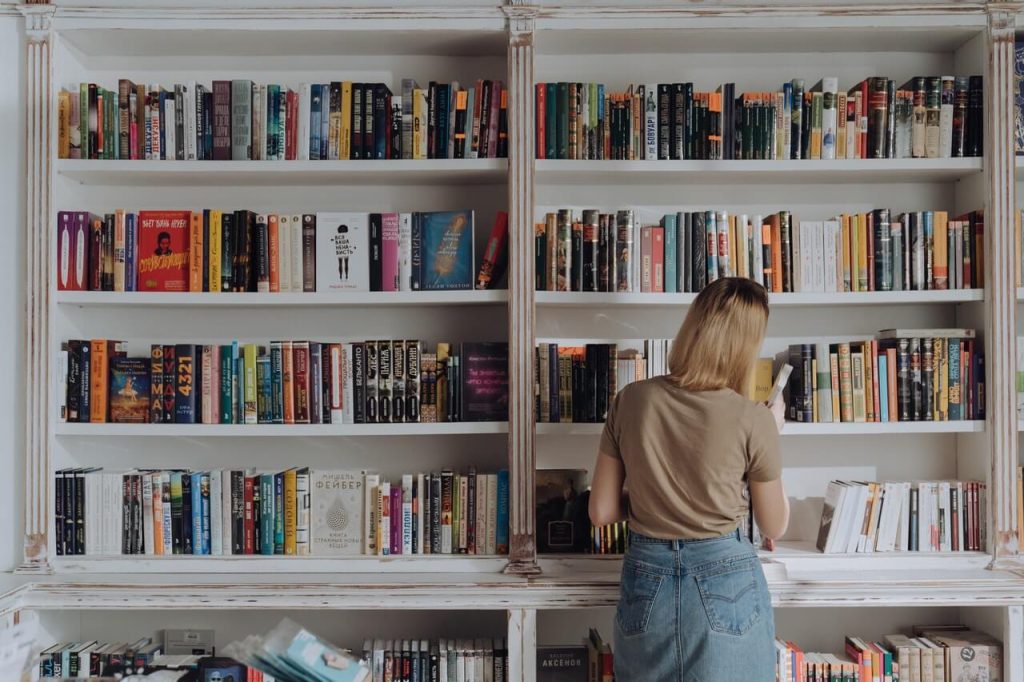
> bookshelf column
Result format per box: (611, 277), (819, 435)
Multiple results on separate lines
(16, 2), (55, 574)
(985, 4), (1021, 568)
(503, 4), (541, 576)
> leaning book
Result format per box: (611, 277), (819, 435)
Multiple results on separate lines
(224, 618), (369, 682)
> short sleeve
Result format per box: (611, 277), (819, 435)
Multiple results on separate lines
(746, 403), (782, 482)
(599, 388), (623, 461)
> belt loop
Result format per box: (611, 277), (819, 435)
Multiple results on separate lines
(672, 539), (682, 551)
(735, 528), (741, 541)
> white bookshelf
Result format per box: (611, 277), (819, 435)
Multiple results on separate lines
(10, 3), (1024, 681)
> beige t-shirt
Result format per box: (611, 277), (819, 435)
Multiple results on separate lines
(599, 377), (782, 539)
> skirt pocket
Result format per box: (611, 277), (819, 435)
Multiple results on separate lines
(615, 558), (666, 638)
(694, 556), (763, 636)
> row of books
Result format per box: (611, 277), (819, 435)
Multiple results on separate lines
(588, 521), (628, 555)
(54, 467), (510, 558)
(815, 479), (987, 554)
(536, 628), (612, 682)
(535, 208), (983, 294)
(38, 628), (216, 679)
(783, 329), (984, 423)
(776, 627), (1002, 682)
(57, 79), (509, 161)
(359, 638), (508, 682)
(59, 340), (509, 425)
(57, 208), (507, 294)
(536, 76), (984, 161)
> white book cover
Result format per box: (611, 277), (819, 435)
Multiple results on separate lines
(485, 473), (498, 554)
(363, 473), (379, 555)
(821, 77), (837, 160)
(439, 641), (448, 682)
(751, 214), (764, 287)
(863, 484), (882, 554)
(896, 482), (911, 551)
(416, 473), (426, 555)
(209, 470), (222, 556)
(794, 221), (808, 291)
(100, 473), (116, 555)
(881, 482), (904, 552)
(316, 212), (370, 291)
(813, 222), (826, 292)
(917, 483), (932, 552)
(398, 213), (413, 291)
(402, 474), (413, 555)
(298, 83), (311, 161)
(83, 472), (96, 556)
(644, 83), (658, 160)
(372, 641), (385, 681)
(474, 473), (487, 555)
(842, 483), (868, 554)
(342, 343), (355, 424)
(289, 213), (303, 291)
(310, 469), (364, 555)
(815, 342), (833, 423)
(817, 481), (845, 553)
(279, 215), (292, 292)
(872, 482), (893, 552)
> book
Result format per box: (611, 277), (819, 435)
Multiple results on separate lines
(310, 470), (363, 556)
(137, 211), (190, 291)
(417, 210), (475, 290)
(108, 357), (150, 423)
(315, 212), (370, 291)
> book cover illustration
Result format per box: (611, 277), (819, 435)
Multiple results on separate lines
(536, 469), (588, 553)
(315, 212), (370, 291)
(108, 357), (151, 423)
(137, 210), (191, 291)
(310, 470), (363, 555)
(420, 210), (474, 290)
(460, 341), (508, 421)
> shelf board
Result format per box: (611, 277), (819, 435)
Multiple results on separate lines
(535, 158), (983, 185)
(536, 421), (984, 436)
(536, 290), (983, 308)
(50, 555), (508, 574)
(56, 290), (508, 308)
(56, 159), (508, 187)
(55, 422), (508, 437)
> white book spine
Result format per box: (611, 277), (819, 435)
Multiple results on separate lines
(185, 81), (197, 161)
(402, 474), (413, 555)
(379, 481), (391, 555)
(474, 473), (487, 555)
(84, 472), (96, 556)
(141, 473), (154, 555)
(298, 83), (311, 161)
(716, 211), (730, 277)
(795, 221), (809, 291)
(163, 96), (175, 160)
(645, 83), (658, 160)
(823, 220), (839, 292)
(364, 473), (380, 555)
(939, 76), (953, 158)
(279, 215), (292, 292)
(342, 343), (355, 424)
(821, 77), (837, 160)
(220, 470), (232, 555)
(330, 344), (344, 423)
(486, 473), (498, 555)
(161, 472), (173, 555)
(399, 213), (413, 291)
(897, 482), (911, 551)
(296, 469), (310, 555)
(290, 214), (303, 292)
(751, 214), (764, 287)
(813, 222), (826, 292)
(209, 469), (222, 556)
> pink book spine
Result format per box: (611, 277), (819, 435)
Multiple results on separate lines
(486, 81), (501, 158)
(381, 212), (401, 292)
(210, 348), (221, 424)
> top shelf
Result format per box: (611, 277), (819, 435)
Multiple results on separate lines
(56, 159), (508, 187)
(535, 159), (983, 186)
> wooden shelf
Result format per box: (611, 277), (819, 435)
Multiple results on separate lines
(56, 159), (508, 186)
(55, 422), (509, 437)
(537, 421), (984, 436)
(50, 555), (509, 574)
(56, 290), (508, 308)
(536, 290), (983, 308)
(535, 158), (982, 185)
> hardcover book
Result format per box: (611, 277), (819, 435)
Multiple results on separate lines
(108, 357), (150, 424)
(315, 212), (370, 291)
(536, 469), (588, 553)
(137, 210), (190, 291)
(459, 342), (508, 421)
(537, 647), (587, 682)
(310, 470), (364, 555)
(417, 210), (474, 290)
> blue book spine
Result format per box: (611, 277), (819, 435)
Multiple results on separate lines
(705, 211), (718, 283)
(260, 474), (274, 555)
(496, 469), (510, 554)
(923, 211), (934, 289)
(310, 84), (322, 161)
(200, 472), (210, 554)
(274, 472), (285, 554)
(663, 214), (677, 294)
(878, 354), (889, 422)
(191, 472), (205, 555)
(320, 83), (330, 159)
(124, 213), (135, 292)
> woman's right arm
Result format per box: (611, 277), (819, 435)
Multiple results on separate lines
(749, 398), (789, 540)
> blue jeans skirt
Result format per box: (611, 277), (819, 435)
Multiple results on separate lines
(613, 529), (775, 682)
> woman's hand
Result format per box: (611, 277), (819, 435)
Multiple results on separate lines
(769, 398), (785, 432)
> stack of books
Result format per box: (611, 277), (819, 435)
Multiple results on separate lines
(535, 208), (983, 294)
(58, 78), (509, 161)
(58, 339), (509, 425)
(56, 209), (508, 293)
(536, 76), (984, 161)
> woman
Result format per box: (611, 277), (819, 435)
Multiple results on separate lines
(589, 277), (788, 682)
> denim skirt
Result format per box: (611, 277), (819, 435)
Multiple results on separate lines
(613, 529), (775, 682)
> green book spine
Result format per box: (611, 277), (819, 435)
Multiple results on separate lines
(260, 474), (274, 555)
(219, 345), (233, 424)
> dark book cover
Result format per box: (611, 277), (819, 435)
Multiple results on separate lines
(293, 341), (311, 424)
(405, 340), (420, 423)
(570, 220), (583, 292)
(54, 471), (65, 555)
(537, 647), (587, 682)
(302, 214), (316, 292)
(909, 337), (923, 420)
(369, 213), (383, 291)
(308, 341), (322, 425)
(373, 83), (390, 159)
(121, 474), (132, 554)
(174, 344), (196, 424)
(967, 75), (983, 157)
(536, 469), (588, 553)
(255, 213), (269, 292)
(363, 83), (375, 160)
(219, 345), (234, 424)
(867, 76), (889, 159)
(545, 82), (557, 159)
(181, 472), (194, 554)
(556, 82), (568, 159)
(220, 211), (234, 293)
(230, 470), (244, 554)
(419, 210), (474, 290)
(392, 340), (405, 423)
(459, 342), (508, 421)
(109, 357), (151, 423)
(364, 340), (379, 423)
(351, 82), (363, 160)
(353, 342), (366, 424)
(581, 210), (599, 292)
(320, 343), (333, 424)
(161, 345), (176, 423)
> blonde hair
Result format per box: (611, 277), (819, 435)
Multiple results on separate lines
(667, 277), (769, 395)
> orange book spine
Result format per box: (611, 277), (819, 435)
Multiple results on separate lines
(268, 214), (280, 293)
(282, 340), (295, 424)
(90, 339), (109, 423)
(189, 212), (203, 292)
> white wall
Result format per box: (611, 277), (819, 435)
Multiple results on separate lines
(0, 10), (26, 573)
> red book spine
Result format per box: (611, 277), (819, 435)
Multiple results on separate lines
(535, 83), (546, 159)
(89, 216), (103, 291)
(293, 342), (310, 424)
(381, 213), (400, 292)
(475, 210), (509, 290)
(243, 476), (255, 554)
(287, 90), (298, 160)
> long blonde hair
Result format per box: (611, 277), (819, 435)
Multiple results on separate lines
(667, 277), (769, 394)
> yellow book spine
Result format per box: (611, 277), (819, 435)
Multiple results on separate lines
(412, 88), (426, 160)
(284, 468), (297, 555)
(189, 212), (204, 292)
(857, 214), (869, 292)
(209, 210), (222, 292)
(829, 352), (841, 423)
(811, 358), (819, 423)
(340, 81), (353, 160)
(58, 91), (70, 159)
(934, 211), (948, 289)
(841, 215), (851, 291)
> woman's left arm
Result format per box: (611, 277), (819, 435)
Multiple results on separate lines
(589, 452), (627, 527)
